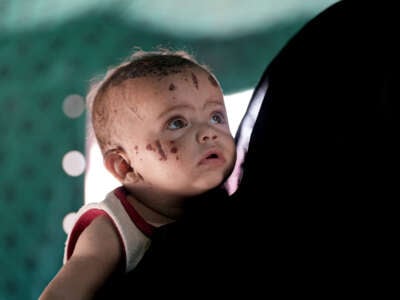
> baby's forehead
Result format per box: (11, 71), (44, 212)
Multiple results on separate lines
(118, 66), (213, 90)
(110, 60), (198, 86)
(103, 65), (220, 109)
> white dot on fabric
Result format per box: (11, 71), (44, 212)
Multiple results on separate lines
(63, 94), (85, 118)
(62, 150), (86, 176)
(62, 212), (77, 234)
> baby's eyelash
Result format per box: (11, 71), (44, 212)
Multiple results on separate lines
(210, 111), (227, 124)
(166, 116), (188, 130)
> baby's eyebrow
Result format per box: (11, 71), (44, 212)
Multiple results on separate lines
(157, 104), (194, 119)
(203, 100), (224, 110)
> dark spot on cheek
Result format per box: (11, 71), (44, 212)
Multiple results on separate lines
(208, 75), (218, 87)
(134, 145), (139, 154)
(176, 156), (179, 160)
(155, 140), (167, 161)
(171, 147), (178, 153)
(169, 83), (176, 91)
(191, 72), (199, 89)
(147, 142), (167, 160)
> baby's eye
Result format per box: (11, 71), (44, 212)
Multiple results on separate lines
(210, 112), (226, 124)
(167, 117), (188, 130)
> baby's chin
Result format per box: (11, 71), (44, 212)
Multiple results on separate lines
(190, 175), (225, 194)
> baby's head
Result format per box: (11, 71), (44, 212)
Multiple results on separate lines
(87, 50), (236, 197)
(89, 51), (211, 152)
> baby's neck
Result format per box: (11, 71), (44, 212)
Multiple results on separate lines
(125, 189), (185, 227)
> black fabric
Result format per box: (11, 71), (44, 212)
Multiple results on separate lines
(98, 1), (398, 297)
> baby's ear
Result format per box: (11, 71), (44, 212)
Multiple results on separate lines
(104, 150), (133, 182)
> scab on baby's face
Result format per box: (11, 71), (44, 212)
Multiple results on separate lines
(116, 67), (236, 196)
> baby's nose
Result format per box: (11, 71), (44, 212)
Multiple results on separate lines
(197, 126), (218, 143)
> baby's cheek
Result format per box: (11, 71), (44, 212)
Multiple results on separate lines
(144, 139), (185, 163)
(145, 140), (168, 161)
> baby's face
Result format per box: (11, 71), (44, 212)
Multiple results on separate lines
(114, 67), (236, 196)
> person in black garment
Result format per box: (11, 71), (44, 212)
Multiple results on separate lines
(100, 1), (398, 297)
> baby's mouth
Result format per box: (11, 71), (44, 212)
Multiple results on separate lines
(198, 150), (225, 166)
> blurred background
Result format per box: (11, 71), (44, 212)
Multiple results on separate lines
(0, 0), (338, 299)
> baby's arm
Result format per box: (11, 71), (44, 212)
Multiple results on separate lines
(39, 215), (122, 300)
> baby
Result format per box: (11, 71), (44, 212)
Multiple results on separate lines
(40, 50), (236, 299)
